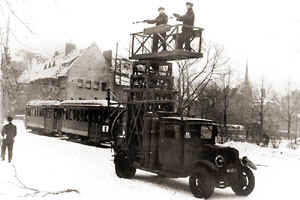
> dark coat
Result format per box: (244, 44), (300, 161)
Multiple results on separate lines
(147, 13), (168, 25)
(2, 123), (17, 142)
(177, 8), (195, 31)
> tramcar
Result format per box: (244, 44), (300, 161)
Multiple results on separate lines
(25, 99), (123, 144)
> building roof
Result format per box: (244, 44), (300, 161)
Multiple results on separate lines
(17, 45), (87, 83)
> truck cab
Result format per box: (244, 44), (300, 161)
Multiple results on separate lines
(113, 112), (256, 199)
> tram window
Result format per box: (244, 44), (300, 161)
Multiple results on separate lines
(91, 111), (98, 122)
(79, 110), (84, 121)
(78, 110), (88, 122)
(98, 111), (102, 122)
(73, 110), (77, 120)
(75, 110), (80, 121)
(85, 111), (89, 121)
(73, 110), (76, 121)
(66, 110), (70, 120)
(70, 110), (74, 120)
(54, 110), (57, 119)
(40, 109), (45, 117)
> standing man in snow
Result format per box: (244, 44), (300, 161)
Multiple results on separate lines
(174, 2), (195, 51)
(1, 116), (17, 163)
(144, 7), (168, 53)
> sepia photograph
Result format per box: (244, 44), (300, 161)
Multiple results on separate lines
(0, 0), (299, 199)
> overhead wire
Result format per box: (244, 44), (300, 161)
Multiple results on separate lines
(2, 0), (35, 34)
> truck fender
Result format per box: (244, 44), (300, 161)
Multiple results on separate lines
(241, 156), (257, 170)
(190, 160), (218, 174)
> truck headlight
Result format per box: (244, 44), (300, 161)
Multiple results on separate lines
(215, 155), (225, 167)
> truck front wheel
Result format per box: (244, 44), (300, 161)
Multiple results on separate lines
(189, 169), (215, 199)
(231, 167), (255, 196)
(115, 155), (136, 179)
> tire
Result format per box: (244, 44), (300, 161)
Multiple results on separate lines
(115, 155), (136, 179)
(231, 167), (255, 196)
(189, 169), (215, 199)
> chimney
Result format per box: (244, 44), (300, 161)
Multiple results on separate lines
(103, 50), (112, 67)
(65, 43), (76, 56)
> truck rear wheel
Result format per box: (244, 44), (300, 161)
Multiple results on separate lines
(115, 155), (136, 179)
(231, 167), (255, 196)
(189, 169), (215, 199)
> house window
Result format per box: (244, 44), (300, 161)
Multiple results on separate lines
(85, 80), (91, 89)
(93, 81), (100, 90)
(101, 82), (107, 91)
(77, 79), (83, 88)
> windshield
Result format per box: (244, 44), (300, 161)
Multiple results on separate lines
(186, 124), (217, 140)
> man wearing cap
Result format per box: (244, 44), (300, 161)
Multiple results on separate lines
(1, 116), (17, 163)
(174, 2), (195, 51)
(144, 7), (168, 53)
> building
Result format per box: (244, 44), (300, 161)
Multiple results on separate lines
(18, 42), (131, 106)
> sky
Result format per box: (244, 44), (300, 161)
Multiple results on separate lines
(1, 0), (300, 92)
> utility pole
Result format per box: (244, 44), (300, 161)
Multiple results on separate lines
(260, 79), (265, 138)
(295, 114), (298, 144)
(1, 17), (10, 123)
(114, 42), (118, 86)
(287, 81), (291, 140)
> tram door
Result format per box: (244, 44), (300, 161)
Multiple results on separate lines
(53, 108), (60, 131)
(88, 109), (103, 143)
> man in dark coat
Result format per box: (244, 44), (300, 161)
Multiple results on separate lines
(145, 7), (168, 53)
(1, 116), (17, 162)
(174, 2), (195, 51)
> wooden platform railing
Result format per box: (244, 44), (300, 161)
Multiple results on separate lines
(130, 24), (204, 61)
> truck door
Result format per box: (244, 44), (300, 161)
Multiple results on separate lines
(159, 122), (183, 171)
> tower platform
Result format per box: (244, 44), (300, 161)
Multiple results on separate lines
(130, 24), (204, 61)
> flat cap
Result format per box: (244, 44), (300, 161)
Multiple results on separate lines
(158, 7), (165, 11)
(186, 2), (193, 6)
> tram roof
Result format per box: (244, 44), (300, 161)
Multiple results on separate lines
(26, 100), (61, 106)
(59, 99), (122, 108)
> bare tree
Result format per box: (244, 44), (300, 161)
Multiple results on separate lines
(278, 82), (300, 140)
(176, 43), (228, 115)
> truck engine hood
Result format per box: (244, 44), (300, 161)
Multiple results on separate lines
(200, 144), (240, 165)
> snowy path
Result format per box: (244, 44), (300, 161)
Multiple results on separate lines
(0, 120), (299, 200)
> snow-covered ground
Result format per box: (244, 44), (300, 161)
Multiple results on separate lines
(0, 120), (300, 200)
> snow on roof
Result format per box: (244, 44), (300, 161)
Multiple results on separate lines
(17, 46), (85, 83)
(26, 100), (61, 106)
(161, 116), (214, 123)
(26, 99), (123, 108)
(60, 99), (123, 108)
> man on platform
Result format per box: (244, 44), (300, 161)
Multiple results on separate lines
(1, 116), (17, 163)
(145, 7), (168, 53)
(174, 2), (195, 51)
